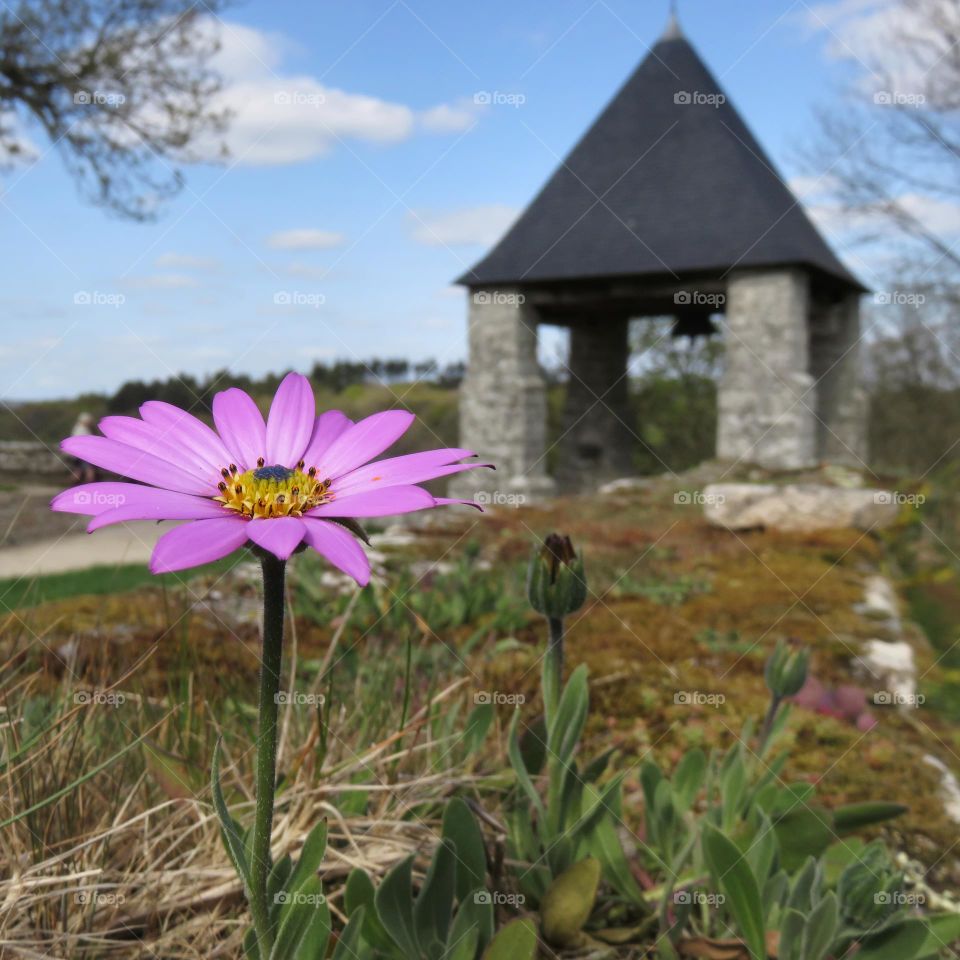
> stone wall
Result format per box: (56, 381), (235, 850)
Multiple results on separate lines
(0, 441), (68, 475)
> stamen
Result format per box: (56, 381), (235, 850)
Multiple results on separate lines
(214, 464), (333, 519)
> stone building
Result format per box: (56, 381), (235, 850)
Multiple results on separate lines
(450, 15), (867, 501)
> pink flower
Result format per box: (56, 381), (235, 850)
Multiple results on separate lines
(52, 373), (490, 583)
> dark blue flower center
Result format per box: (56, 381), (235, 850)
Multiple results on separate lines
(253, 464), (294, 482)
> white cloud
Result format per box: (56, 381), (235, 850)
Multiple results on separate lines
(410, 204), (519, 247)
(267, 228), (346, 250)
(154, 252), (220, 271)
(419, 100), (479, 133)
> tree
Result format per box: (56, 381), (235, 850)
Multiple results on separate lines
(0, 0), (229, 219)
(806, 0), (960, 296)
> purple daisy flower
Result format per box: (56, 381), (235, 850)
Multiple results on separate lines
(51, 372), (489, 583)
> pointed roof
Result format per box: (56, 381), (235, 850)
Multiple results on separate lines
(459, 22), (865, 292)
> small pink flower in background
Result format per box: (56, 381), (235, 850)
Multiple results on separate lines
(52, 373), (489, 583)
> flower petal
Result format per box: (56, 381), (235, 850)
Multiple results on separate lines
(246, 516), (306, 560)
(265, 373), (315, 466)
(335, 450), (489, 495)
(87, 494), (226, 531)
(98, 416), (213, 479)
(302, 518), (370, 585)
(149, 518), (249, 574)
(213, 388), (267, 471)
(51, 482), (172, 516)
(433, 497), (484, 511)
(61, 437), (214, 496)
(140, 401), (235, 471)
(299, 410), (353, 469)
(314, 410), (415, 480)
(308, 484), (435, 518)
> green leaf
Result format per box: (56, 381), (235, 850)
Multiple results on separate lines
(518, 714), (548, 776)
(540, 856), (601, 950)
(585, 801), (645, 905)
(779, 907), (806, 960)
(444, 889), (493, 959)
(482, 918), (538, 959)
(673, 749), (707, 811)
(344, 869), (394, 953)
(270, 875), (330, 960)
(462, 702), (494, 756)
(507, 709), (546, 823)
(442, 798), (488, 904)
(914, 913), (960, 959)
(374, 855), (421, 958)
(287, 821), (328, 897)
(701, 824), (766, 960)
(211, 738), (251, 892)
(773, 806), (833, 873)
(332, 906), (367, 960)
(801, 891), (838, 960)
(832, 801), (909, 835)
(548, 665), (589, 763)
(414, 839), (456, 950)
(854, 919), (929, 960)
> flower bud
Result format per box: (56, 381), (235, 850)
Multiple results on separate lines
(528, 534), (587, 619)
(764, 640), (809, 699)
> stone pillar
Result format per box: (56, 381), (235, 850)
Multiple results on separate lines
(449, 288), (556, 503)
(556, 317), (634, 491)
(717, 269), (817, 470)
(810, 293), (867, 466)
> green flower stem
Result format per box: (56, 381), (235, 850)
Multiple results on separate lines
(758, 693), (782, 755)
(251, 553), (286, 957)
(542, 615), (565, 729)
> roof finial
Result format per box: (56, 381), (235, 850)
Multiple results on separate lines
(662, 0), (683, 40)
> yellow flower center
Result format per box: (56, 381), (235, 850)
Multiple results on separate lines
(214, 461), (333, 519)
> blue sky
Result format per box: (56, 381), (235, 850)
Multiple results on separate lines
(2, 0), (867, 400)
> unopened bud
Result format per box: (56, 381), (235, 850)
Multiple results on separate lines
(764, 640), (809, 699)
(528, 534), (587, 619)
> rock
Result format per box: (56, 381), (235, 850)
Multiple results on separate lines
(598, 477), (654, 495)
(859, 575), (900, 622)
(702, 483), (899, 533)
(924, 756), (960, 824)
(854, 640), (917, 708)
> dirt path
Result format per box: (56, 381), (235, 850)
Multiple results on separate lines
(0, 520), (170, 578)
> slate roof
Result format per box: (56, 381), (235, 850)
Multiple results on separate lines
(458, 20), (865, 292)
